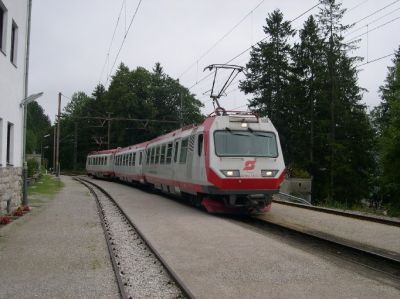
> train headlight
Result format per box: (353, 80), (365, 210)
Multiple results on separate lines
(221, 170), (240, 177)
(241, 122), (248, 128)
(261, 169), (278, 177)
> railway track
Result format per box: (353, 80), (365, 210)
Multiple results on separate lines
(76, 178), (400, 298)
(240, 215), (400, 283)
(273, 195), (400, 227)
(74, 177), (194, 299)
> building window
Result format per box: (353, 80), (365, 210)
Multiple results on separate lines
(0, 2), (6, 53)
(10, 20), (17, 65)
(6, 122), (14, 165)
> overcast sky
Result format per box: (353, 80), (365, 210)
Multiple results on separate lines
(28, 0), (400, 123)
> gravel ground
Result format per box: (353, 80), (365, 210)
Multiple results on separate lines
(95, 190), (185, 299)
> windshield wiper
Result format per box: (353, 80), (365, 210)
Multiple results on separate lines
(225, 127), (248, 136)
(247, 128), (272, 138)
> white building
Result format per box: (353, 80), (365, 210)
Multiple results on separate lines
(0, 0), (31, 212)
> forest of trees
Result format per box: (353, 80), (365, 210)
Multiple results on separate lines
(29, 0), (399, 215)
(41, 63), (204, 172)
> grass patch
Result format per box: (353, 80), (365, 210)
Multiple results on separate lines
(28, 174), (64, 198)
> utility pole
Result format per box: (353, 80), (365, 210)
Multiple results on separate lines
(107, 112), (112, 149)
(55, 92), (61, 177)
(53, 125), (56, 172)
(73, 122), (78, 171)
(180, 93), (183, 127)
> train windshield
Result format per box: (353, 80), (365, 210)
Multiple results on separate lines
(214, 130), (278, 157)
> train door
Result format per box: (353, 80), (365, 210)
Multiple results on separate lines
(191, 133), (204, 183)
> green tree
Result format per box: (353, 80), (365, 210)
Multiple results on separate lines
(240, 9), (295, 159)
(58, 63), (204, 170)
(26, 101), (51, 154)
(372, 46), (400, 215)
(313, 0), (375, 205)
(290, 15), (324, 173)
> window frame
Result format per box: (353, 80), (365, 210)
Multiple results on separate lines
(10, 19), (17, 65)
(213, 130), (279, 158)
(179, 138), (189, 164)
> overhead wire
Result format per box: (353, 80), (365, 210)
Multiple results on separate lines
(106, 0), (143, 86)
(188, 1), (321, 91)
(350, 0), (400, 26)
(346, 6), (400, 36)
(347, 15), (400, 42)
(177, 0), (267, 80)
(98, 0), (125, 85)
(357, 53), (394, 67)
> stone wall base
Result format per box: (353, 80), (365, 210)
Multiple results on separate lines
(0, 167), (22, 215)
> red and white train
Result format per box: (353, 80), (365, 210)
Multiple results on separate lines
(86, 111), (285, 214)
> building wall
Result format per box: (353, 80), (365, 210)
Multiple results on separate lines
(0, 0), (29, 212)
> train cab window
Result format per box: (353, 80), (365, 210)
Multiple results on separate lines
(139, 151), (143, 165)
(173, 141), (179, 163)
(179, 138), (189, 163)
(197, 134), (203, 157)
(166, 143), (173, 164)
(160, 144), (166, 164)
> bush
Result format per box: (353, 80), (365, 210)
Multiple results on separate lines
(0, 216), (11, 225)
(27, 158), (39, 178)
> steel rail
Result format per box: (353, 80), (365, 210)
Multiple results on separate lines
(75, 177), (196, 299)
(74, 178), (128, 299)
(273, 197), (400, 227)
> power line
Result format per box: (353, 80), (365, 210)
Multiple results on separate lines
(188, 1), (321, 91)
(346, 6), (400, 37)
(177, 0), (267, 80)
(347, 15), (400, 42)
(347, 0), (369, 13)
(98, 0), (125, 85)
(350, 0), (400, 25)
(357, 53), (394, 67)
(106, 0), (143, 86)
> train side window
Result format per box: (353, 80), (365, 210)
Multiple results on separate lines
(179, 138), (189, 163)
(152, 149), (155, 164)
(166, 143), (173, 164)
(139, 151), (143, 165)
(133, 153), (136, 166)
(197, 134), (203, 157)
(160, 144), (166, 164)
(146, 150), (150, 164)
(155, 146), (160, 164)
(173, 141), (179, 163)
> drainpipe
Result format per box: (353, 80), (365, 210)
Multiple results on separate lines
(22, 0), (33, 207)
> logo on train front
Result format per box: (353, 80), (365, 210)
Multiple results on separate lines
(243, 160), (256, 171)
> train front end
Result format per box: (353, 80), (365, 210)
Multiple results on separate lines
(203, 112), (285, 214)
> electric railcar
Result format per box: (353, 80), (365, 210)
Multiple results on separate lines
(86, 111), (285, 214)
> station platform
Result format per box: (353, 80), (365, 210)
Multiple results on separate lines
(0, 176), (118, 298)
(260, 202), (400, 258)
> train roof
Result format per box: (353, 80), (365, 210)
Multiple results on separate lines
(88, 149), (118, 156)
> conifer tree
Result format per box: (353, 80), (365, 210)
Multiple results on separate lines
(372, 46), (400, 216)
(240, 9), (295, 158)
